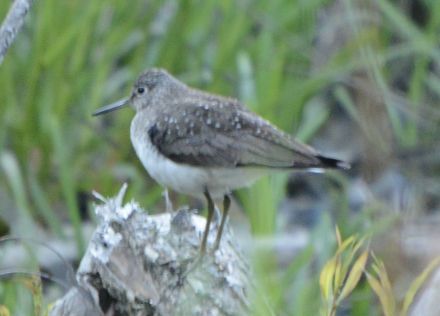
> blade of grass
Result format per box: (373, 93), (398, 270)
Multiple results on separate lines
(0, 152), (34, 236)
(27, 170), (65, 239)
(50, 116), (84, 255)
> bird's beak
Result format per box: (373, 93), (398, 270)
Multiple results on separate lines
(92, 98), (130, 116)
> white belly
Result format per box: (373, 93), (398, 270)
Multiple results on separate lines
(130, 123), (268, 200)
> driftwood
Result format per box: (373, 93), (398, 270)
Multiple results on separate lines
(49, 184), (253, 316)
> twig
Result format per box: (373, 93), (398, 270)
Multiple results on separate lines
(0, 0), (35, 66)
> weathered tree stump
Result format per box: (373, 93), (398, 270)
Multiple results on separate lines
(49, 184), (253, 316)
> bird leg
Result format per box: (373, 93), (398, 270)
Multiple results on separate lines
(212, 194), (231, 251)
(200, 190), (215, 253)
(182, 191), (217, 276)
(199, 192), (230, 253)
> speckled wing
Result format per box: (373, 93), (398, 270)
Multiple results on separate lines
(148, 97), (346, 169)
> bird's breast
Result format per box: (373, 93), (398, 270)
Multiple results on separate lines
(129, 115), (269, 199)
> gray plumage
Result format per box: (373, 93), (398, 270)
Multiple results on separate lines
(127, 68), (347, 170)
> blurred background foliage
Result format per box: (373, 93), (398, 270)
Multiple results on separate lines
(1, 0), (440, 315)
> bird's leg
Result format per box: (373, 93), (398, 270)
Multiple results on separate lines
(182, 190), (215, 275)
(185, 192), (227, 278)
(200, 190), (215, 253)
(212, 194), (231, 251)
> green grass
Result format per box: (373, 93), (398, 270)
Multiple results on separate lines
(1, 0), (440, 315)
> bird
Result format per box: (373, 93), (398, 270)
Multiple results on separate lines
(93, 68), (350, 253)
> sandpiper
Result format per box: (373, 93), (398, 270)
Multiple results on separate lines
(93, 68), (349, 252)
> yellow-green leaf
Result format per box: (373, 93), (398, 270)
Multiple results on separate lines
(0, 305), (11, 316)
(340, 236), (366, 281)
(334, 255), (343, 290)
(366, 272), (395, 316)
(377, 260), (393, 297)
(338, 246), (370, 302)
(336, 226), (342, 247)
(336, 235), (355, 255)
(400, 255), (440, 316)
(320, 256), (338, 300)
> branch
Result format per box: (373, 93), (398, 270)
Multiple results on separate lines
(0, 0), (35, 66)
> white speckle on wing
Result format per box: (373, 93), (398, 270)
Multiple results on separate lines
(206, 118), (211, 125)
(215, 122), (221, 129)
(234, 116), (239, 122)
(256, 128), (261, 134)
(204, 105), (209, 110)
(167, 129), (171, 135)
(236, 123), (242, 130)
(164, 116), (169, 122)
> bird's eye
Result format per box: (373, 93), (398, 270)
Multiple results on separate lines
(137, 87), (146, 94)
